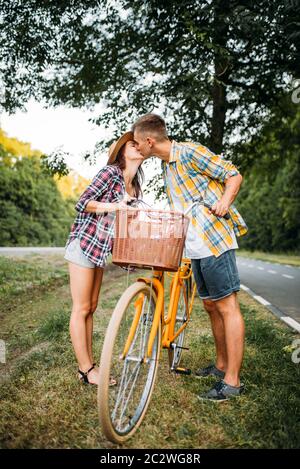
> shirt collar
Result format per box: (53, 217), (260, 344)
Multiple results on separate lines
(169, 140), (179, 164)
(161, 140), (178, 170)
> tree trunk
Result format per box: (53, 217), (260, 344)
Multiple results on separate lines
(210, 67), (227, 154)
(209, 0), (230, 154)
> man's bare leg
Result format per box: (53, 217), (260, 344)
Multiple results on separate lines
(214, 292), (245, 387)
(203, 299), (227, 372)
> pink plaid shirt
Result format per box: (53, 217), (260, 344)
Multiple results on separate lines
(65, 165), (125, 267)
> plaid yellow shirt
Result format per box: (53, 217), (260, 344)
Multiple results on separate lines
(161, 140), (248, 257)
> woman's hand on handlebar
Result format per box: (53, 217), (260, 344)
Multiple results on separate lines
(116, 194), (137, 210)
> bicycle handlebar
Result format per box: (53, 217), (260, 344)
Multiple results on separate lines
(184, 197), (230, 220)
(127, 198), (230, 220)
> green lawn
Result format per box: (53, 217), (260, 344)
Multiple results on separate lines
(0, 254), (299, 449)
(237, 250), (300, 267)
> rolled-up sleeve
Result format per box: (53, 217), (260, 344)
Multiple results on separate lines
(189, 145), (239, 183)
(75, 166), (117, 213)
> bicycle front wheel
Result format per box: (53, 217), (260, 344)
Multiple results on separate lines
(98, 281), (161, 444)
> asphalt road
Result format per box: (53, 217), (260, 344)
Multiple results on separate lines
(0, 247), (65, 256)
(236, 256), (300, 323)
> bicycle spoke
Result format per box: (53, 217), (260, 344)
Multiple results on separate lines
(115, 361), (140, 430)
(117, 362), (142, 430)
(141, 294), (152, 354)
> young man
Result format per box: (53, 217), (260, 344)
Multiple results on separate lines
(132, 113), (248, 402)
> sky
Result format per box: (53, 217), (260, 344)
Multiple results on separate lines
(0, 99), (166, 207)
(0, 99), (109, 179)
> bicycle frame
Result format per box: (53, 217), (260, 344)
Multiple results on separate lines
(120, 199), (200, 362)
(164, 260), (196, 347)
(119, 257), (196, 362)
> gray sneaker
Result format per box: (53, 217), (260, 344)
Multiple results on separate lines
(198, 380), (245, 402)
(195, 364), (225, 379)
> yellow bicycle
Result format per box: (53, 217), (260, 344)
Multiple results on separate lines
(98, 200), (201, 444)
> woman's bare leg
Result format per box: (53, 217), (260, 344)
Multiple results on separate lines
(86, 267), (104, 365)
(68, 262), (99, 384)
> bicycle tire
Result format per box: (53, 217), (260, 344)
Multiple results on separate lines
(98, 281), (161, 443)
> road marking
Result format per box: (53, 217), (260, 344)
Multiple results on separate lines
(258, 266), (264, 270)
(268, 270), (277, 274)
(281, 317), (300, 333)
(240, 284), (300, 333)
(248, 264), (254, 268)
(282, 274), (294, 279)
(253, 295), (271, 306)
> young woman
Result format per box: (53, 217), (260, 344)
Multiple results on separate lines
(64, 131), (144, 385)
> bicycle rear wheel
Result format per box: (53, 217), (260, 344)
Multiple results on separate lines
(168, 278), (190, 370)
(98, 281), (161, 444)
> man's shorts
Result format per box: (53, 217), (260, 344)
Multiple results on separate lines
(191, 249), (240, 301)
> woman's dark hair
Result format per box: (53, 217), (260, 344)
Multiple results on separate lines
(112, 142), (144, 199)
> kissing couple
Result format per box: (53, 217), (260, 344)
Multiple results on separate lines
(64, 113), (248, 402)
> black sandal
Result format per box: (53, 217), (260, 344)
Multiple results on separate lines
(78, 364), (95, 384)
(78, 363), (117, 386)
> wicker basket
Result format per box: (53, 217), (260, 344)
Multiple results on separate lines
(112, 208), (190, 272)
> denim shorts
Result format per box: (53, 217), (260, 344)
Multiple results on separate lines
(64, 238), (96, 269)
(191, 249), (240, 301)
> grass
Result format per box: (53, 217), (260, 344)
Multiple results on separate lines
(237, 250), (300, 267)
(0, 254), (299, 449)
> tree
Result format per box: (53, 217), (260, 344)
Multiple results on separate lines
(0, 128), (42, 166)
(0, 0), (299, 156)
(0, 130), (78, 246)
(0, 155), (75, 246)
(235, 95), (300, 252)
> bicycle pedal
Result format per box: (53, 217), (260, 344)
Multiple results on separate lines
(171, 344), (189, 351)
(172, 367), (192, 375)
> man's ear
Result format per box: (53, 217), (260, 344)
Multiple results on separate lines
(147, 137), (155, 148)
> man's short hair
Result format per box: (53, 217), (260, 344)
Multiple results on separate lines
(132, 113), (168, 141)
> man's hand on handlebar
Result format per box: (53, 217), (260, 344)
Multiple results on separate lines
(210, 198), (230, 218)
